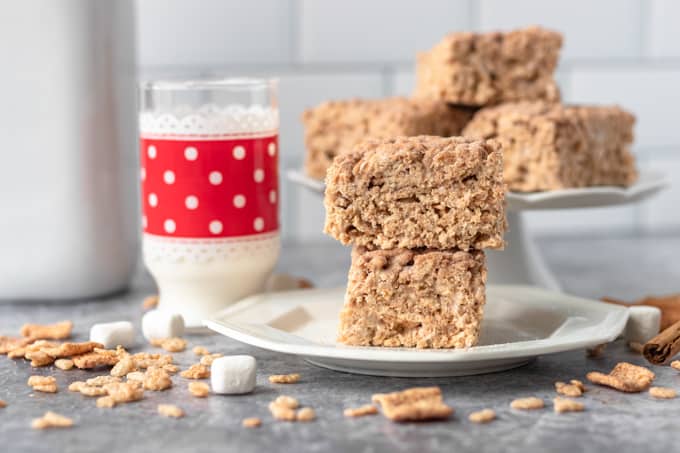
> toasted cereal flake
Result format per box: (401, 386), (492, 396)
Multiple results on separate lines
(143, 367), (172, 391)
(555, 381), (583, 397)
(0, 400), (6, 408)
(242, 417), (261, 428)
(42, 341), (103, 359)
(372, 387), (453, 422)
(31, 411), (73, 429)
(78, 385), (108, 397)
(86, 375), (121, 387)
(296, 407), (316, 422)
(7, 347), (28, 359)
(111, 356), (136, 377)
(188, 381), (210, 398)
(469, 409), (496, 423)
(199, 353), (223, 366)
(571, 380), (587, 392)
(193, 346), (209, 356)
(126, 371), (145, 383)
(26, 351), (55, 367)
(104, 382), (144, 404)
(586, 362), (655, 393)
(142, 295), (159, 310)
(151, 337), (186, 353)
(510, 397), (544, 410)
(628, 341), (644, 353)
(163, 364), (179, 375)
(68, 381), (85, 392)
(55, 359), (74, 371)
(268, 401), (297, 421)
(27, 376), (58, 393)
(274, 395), (299, 409)
(670, 360), (680, 371)
(649, 386), (677, 399)
(158, 404), (184, 418)
(96, 396), (116, 408)
(73, 348), (120, 369)
(131, 352), (173, 369)
(180, 363), (210, 379)
(344, 405), (378, 417)
(269, 373), (300, 384)
(553, 397), (585, 413)
(586, 343), (607, 358)
(21, 321), (73, 340)
(0, 336), (37, 354)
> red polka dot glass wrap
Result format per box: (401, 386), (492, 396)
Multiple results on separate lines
(140, 135), (278, 238)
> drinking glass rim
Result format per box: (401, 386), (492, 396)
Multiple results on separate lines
(140, 77), (278, 92)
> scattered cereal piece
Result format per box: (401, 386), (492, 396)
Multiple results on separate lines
(152, 337), (187, 353)
(21, 321), (73, 340)
(55, 359), (74, 371)
(296, 407), (316, 422)
(200, 353), (223, 366)
(96, 396), (116, 408)
(158, 404), (184, 418)
(242, 417), (261, 428)
(211, 356), (256, 394)
(126, 371), (145, 383)
(0, 336), (36, 354)
(163, 364), (179, 375)
(268, 401), (297, 421)
(142, 295), (159, 310)
(469, 409), (496, 423)
(586, 343), (607, 358)
(193, 346), (209, 356)
(0, 400), (6, 408)
(188, 382), (210, 398)
(131, 352), (173, 369)
(90, 321), (135, 349)
(86, 375), (121, 387)
(31, 411), (73, 429)
(555, 380), (585, 397)
(26, 351), (55, 367)
(111, 356), (137, 377)
(586, 362), (655, 393)
(72, 348), (120, 369)
(553, 397), (585, 413)
(671, 360), (680, 371)
(181, 363), (211, 380)
(268, 373), (300, 384)
(344, 405), (378, 417)
(628, 341), (644, 353)
(274, 395), (299, 409)
(68, 381), (85, 392)
(142, 310), (185, 341)
(649, 386), (677, 399)
(104, 382), (144, 404)
(78, 385), (108, 397)
(143, 367), (172, 391)
(510, 397), (544, 410)
(372, 387), (453, 422)
(27, 376), (58, 393)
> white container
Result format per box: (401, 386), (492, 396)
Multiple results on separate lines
(0, 0), (138, 299)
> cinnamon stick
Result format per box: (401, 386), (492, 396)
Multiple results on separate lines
(643, 319), (680, 365)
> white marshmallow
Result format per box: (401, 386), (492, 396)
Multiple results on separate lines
(141, 310), (185, 340)
(89, 321), (135, 349)
(210, 355), (256, 395)
(624, 306), (661, 344)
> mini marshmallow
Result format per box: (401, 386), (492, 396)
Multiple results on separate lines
(89, 321), (135, 349)
(624, 305), (662, 344)
(141, 310), (185, 341)
(210, 355), (256, 395)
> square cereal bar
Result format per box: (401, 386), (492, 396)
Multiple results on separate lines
(302, 97), (473, 179)
(324, 136), (505, 251)
(415, 26), (562, 106)
(338, 247), (487, 349)
(463, 102), (637, 192)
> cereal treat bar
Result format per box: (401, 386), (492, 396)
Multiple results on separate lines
(338, 247), (487, 349)
(324, 136), (506, 251)
(302, 97), (473, 179)
(463, 102), (637, 192)
(415, 26), (562, 106)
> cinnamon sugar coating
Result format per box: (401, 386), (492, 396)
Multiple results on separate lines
(338, 247), (486, 348)
(415, 26), (562, 106)
(463, 101), (637, 192)
(324, 136), (506, 251)
(303, 97), (473, 179)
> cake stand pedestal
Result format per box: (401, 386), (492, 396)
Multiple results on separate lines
(287, 170), (669, 291)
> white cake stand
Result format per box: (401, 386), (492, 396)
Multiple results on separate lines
(287, 169), (669, 291)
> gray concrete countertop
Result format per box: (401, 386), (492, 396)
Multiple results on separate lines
(2, 236), (680, 453)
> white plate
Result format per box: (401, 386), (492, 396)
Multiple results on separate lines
(286, 169), (668, 211)
(205, 285), (628, 377)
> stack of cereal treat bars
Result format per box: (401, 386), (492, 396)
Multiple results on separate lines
(306, 26), (640, 349)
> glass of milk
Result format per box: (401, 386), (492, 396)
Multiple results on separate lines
(138, 78), (280, 327)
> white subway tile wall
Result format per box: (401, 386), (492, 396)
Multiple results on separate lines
(136, 0), (680, 243)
